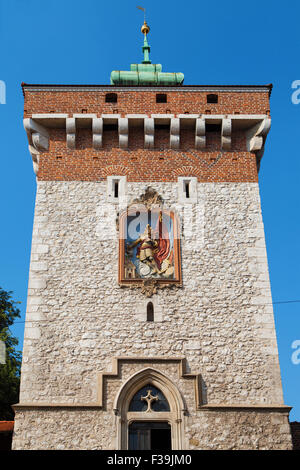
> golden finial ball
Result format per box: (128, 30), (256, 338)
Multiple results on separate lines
(141, 21), (150, 35)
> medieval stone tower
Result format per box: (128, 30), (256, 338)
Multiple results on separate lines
(13, 22), (293, 450)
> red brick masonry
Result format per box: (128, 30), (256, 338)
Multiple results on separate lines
(22, 84), (271, 183)
(0, 421), (14, 433)
(0, 421), (14, 450)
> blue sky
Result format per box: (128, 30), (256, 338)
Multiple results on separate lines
(0, 0), (299, 420)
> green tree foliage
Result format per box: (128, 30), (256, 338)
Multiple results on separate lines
(0, 287), (22, 420)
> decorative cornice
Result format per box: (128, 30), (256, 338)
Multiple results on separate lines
(22, 84), (273, 94)
(126, 279), (182, 298)
(198, 404), (292, 412)
(128, 186), (164, 209)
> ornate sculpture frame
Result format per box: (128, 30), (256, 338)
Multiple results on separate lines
(118, 205), (182, 295)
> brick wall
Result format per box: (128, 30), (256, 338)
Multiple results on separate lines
(23, 89), (270, 117)
(22, 86), (270, 183)
(0, 422), (14, 451)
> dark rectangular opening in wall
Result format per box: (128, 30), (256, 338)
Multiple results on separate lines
(206, 123), (221, 132)
(154, 123), (170, 149)
(103, 123), (118, 131)
(105, 93), (118, 103)
(102, 123), (119, 148)
(114, 181), (119, 198)
(154, 123), (170, 130)
(129, 422), (171, 451)
(185, 181), (190, 199)
(207, 94), (218, 104)
(156, 94), (167, 103)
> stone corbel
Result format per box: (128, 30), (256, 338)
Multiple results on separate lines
(246, 117), (271, 153)
(24, 118), (49, 151)
(28, 145), (40, 175)
(92, 118), (103, 149)
(118, 118), (128, 149)
(195, 118), (206, 149)
(23, 118), (49, 175)
(246, 116), (271, 169)
(144, 117), (154, 149)
(170, 118), (180, 149)
(66, 118), (76, 149)
(221, 117), (231, 150)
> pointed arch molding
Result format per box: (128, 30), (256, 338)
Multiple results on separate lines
(99, 356), (202, 412)
(114, 366), (187, 415)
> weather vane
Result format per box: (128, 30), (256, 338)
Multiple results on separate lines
(137, 6), (150, 36)
(137, 5), (146, 23)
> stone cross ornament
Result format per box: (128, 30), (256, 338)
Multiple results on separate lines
(141, 389), (159, 412)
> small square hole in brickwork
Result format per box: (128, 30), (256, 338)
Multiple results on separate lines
(156, 93), (167, 103)
(81, 109), (87, 113)
(105, 93), (118, 103)
(56, 156), (62, 160)
(207, 94), (218, 104)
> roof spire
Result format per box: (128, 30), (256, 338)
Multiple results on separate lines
(141, 21), (151, 64)
(138, 7), (151, 64)
(110, 7), (184, 86)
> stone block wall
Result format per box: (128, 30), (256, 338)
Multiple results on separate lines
(12, 180), (292, 449)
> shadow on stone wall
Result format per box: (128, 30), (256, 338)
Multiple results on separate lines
(290, 421), (300, 450)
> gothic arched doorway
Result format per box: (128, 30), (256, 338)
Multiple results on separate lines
(114, 368), (186, 450)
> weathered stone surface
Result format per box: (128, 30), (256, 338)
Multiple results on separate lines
(12, 408), (291, 450)
(13, 181), (292, 449)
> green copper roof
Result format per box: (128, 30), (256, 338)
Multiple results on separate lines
(110, 23), (184, 86)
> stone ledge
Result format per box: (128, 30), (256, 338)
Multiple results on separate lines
(198, 404), (292, 412)
(13, 403), (292, 412)
(13, 403), (102, 409)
